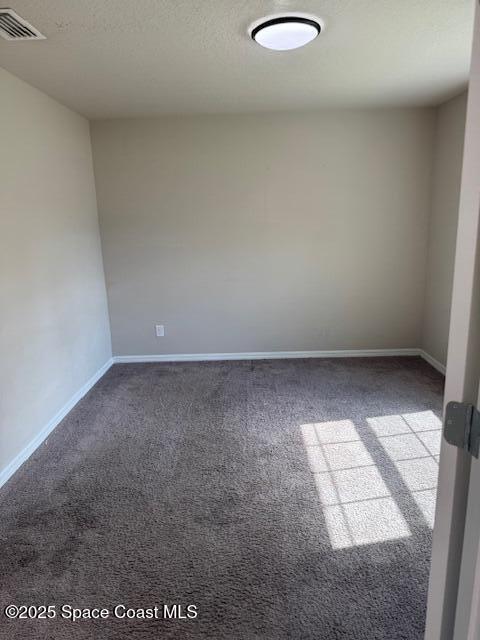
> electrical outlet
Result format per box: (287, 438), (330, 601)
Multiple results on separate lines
(155, 324), (165, 337)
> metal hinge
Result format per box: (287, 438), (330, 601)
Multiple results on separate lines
(444, 402), (480, 459)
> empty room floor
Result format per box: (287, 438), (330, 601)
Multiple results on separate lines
(0, 357), (443, 640)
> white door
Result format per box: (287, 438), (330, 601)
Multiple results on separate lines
(454, 447), (480, 640)
(425, 2), (480, 639)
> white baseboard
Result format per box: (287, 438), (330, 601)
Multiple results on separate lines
(0, 358), (114, 490)
(418, 349), (447, 375)
(1, 347), (444, 490)
(113, 348), (420, 364)
(114, 349), (445, 374)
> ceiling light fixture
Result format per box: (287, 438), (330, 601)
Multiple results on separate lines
(250, 15), (322, 51)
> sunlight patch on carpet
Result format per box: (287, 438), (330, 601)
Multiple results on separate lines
(301, 411), (442, 549)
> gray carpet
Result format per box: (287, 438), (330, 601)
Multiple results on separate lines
(0, 357), (444, 639)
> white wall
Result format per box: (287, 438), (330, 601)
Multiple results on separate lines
(0, 67), (112, 478)
(422, 92), (468, 367)
(91, 110), (436, 356)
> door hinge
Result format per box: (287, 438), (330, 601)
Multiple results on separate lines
(444, 402), (480, 459)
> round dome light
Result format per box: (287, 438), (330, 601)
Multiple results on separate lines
(251, 16), (321, 51)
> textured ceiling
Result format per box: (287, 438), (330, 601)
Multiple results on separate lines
(0, 0), (474, 119)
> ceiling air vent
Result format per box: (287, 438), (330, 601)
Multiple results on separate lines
(0, 8), (45, 40)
